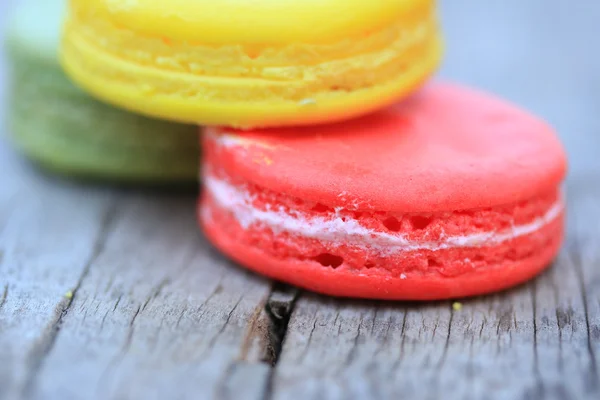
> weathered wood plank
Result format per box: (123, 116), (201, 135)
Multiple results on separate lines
(0, 146), (278, 400)
(26, 193), (275, 400)
(0, 148), (117, 399)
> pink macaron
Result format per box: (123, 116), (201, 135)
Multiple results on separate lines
(199, 83), (567, 300)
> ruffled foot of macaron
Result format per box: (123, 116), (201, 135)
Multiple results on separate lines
(61, 0), (443, 128)
(4, 0), (199, 183)
(199, 83), (567, 300)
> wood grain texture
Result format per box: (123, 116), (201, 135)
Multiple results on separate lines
(0, 148), (279, 400)
(0, 166), (288, 400)
(0, 0), (599, 399)
(24, 195), (274, 400)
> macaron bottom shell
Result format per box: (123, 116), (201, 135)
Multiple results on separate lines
(200, 195), (564, 300)
(5, 51), (199, 183)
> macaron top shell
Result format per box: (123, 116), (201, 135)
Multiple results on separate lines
(208, 83), (567, 213)
(81, 0), (430, 44)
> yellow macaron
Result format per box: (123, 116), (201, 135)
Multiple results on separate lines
(61, 0), (443, 128)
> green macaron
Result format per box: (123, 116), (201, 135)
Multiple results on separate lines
(3, 0), (199, 183)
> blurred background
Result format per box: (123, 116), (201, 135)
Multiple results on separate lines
(438, 0), (599, 177)
(1, 0), (598, 176)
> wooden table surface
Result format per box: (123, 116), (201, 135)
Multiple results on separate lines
(1, 1), (599, 399)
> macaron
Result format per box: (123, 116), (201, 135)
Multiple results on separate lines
(199, 83), (567, 300)
(61, 0), (443, 128)
(3, 0), (199, 182)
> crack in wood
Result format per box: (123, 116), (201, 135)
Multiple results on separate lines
(138, 247), (198, 315)
(20, 201), (119, 399)
(337, 316), (343, 336)
(531, 281), (546, 398)
(112, 294), (123, 313)
(19, 298), (75, 399)
(550, 270), (563, 329)
(175, 304), (188, 329)
(496, 307), (514, 335)
(300, 318), (318, 363)
(479, 319), (485, 339)
(387, 307), (409, 376)
(217, 284), (299, 400)
(263, 284), (299, 400)
(370, 308), (378, 336)
(438, 305), (454, 370)
(382, 315), (393, 345)
(556, 305), (565, 373)
(120, 305), (142, 356)
(129, 305), (142, 328)
(344, 323), (362, 368)
(96, 304), (142, 396)
(192, 278), (225, 320)
(0, 283), (7, 311)
(100, 309), (111, 331)
(263, 285), (299, 366)
(141, 277), (172, 312)
(570, 225), (600, 392)
(201, 296), (244, 359)
(78, 297), (88, 312)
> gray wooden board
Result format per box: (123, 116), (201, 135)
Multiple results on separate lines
(0, 0), (599, 399)
(0, 144), (279, 400)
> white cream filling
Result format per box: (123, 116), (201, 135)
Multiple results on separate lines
(204, 175), (563, 253)
(206, 129), (275, 149)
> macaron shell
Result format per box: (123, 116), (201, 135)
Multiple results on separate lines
(4, 0), (199, 182)
(210, 83), (567, 212)
(90, 0), (433, 45)
(201, 202), (564, 300)
(62, 0), (442, 127)
(9, 85), (198, 182)
(7, 59), (198, 182)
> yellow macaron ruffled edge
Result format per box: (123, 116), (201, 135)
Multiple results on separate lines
(61, 0), (443, 127)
